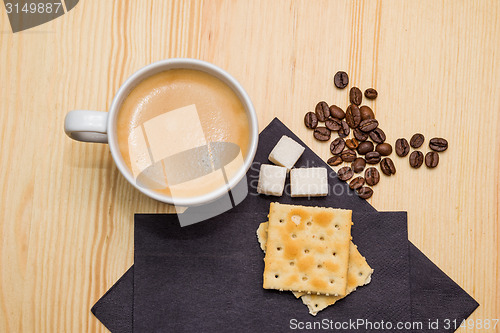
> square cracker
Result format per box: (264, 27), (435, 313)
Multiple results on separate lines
(263, 203), (352, 296)
(257, 222), (373, 316)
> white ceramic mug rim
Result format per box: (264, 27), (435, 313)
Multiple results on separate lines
(107, 58), (258, 206)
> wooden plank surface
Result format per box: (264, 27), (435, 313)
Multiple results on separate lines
(0, 0), (498, 331)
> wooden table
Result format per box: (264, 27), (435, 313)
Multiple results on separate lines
(1, 1), (498, 331)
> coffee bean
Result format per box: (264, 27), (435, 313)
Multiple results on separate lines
(313, 127), (331, 141)
(330, 138), (345, 155)
(380, 157), (396, 176)
(315, 101), (330, 121)
(357, 141), (374, 155)
(352, 158), (366, 173)
(429, 138), (448, 152)
(325, 118), (342, 131)
(304, 112), (318, 129)
(425, 151), (439, 168)
(345, 138), (359, 149)
(357, 186), (373, 199)
(359, 106), (375, 120)
(369, 128), (386, 143)
(345, 104), (361, 128)
(359, 119), (379, 132)
(337, 166), (354, 181)
(338, 120), (350, 138)
(365, 151), (381, 164)
(410, 133), (425, 148)
(409, 151), (424, 168)
(329, 105), (345, 119)
(349, 87), (363, 105)
(376, 143), (393, 156)
(349, 176), (365, 190)
(340, 149), (357, 162)
(364, 88), (378, 100)
(364, 167), (380, 186)
(353, 128), (368, 141)
(395, 138), (410, 157)
(334, 71), (349, 89)
(327, 155), (343, 166)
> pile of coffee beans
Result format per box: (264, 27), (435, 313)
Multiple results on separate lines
(396, 134), (447, 169)
(304, 71), (448, 200)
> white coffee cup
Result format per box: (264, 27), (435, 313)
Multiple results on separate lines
(64, 59), (258, 207)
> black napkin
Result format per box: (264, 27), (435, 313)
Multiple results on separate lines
(92, 118), (478, 332)
(132, 211), (409, 332)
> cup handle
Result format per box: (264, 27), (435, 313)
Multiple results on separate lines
(64, 110), (109, 143)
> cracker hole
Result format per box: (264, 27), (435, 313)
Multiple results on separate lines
(307, 221), (312, 226)
(304, 249), (310, 254)
(279, 219), (284, 223)
(289, 261), (294, 266)
(359, 272), (363, 276)
(302, 276), (308, 281)
(335, 224), (340, 229)
(317, 264), (322, 269)
(319, 236), (325, 241)
(332, 252), (336, 256)
(291, 234), (297, 239)
(315, 304), (319, 308)
(276, 247), (282, 251)
(330, 279), (335, 284)
(275, 274), (279, 278)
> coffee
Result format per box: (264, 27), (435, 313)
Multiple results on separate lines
(409, 151), (424, 168)
(304, 112), (318, 129)
(425, 152), (439, 168)
(410, 133), (425, 148)
(116, 69), (250, 198)
(330, 138), (345, 155)
(349, 87), (363, 105)
(395, 138), (410, 157)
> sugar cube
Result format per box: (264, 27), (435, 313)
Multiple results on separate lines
(257, 164), (287, 196)
(268, 135), (305, 170)
(290, 167), (328, 197)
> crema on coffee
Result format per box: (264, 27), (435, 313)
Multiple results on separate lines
(116, 69), (250, 199)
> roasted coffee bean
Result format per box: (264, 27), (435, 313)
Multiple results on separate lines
(395, 138), (410, 157)
(364, 88), (378, 100)
(357, 186), (373, 199)
(338, 120), (350, 138)
(329, 105), (345, 119)
(353, 128), (368, 141)
(340, 149), (357, 162)
(410, 133), (425, 148)
(365, 151), (381, 164)
(325, 118), (342, 131)
(364, 167), (380, 186)
(334, 71), (349, 89)
(425, 151), (439, 168)
(304, 112), (318, 129)
(357, 141), (374, 155)
(359, 105), (375, 120)
(330, 138), (345, 155)
(376, 143), (393, 156)
(337, 166), (354, 181)
(349, 87), (363, 105)
(349, 176), (365, 190)
(352, 158), (366, 173)
(380, 157), (396, 176)
(409, 151), (424, 168)
(327, 155), (343, 166)
(369, 128), (386, 143)
(345, 104), (361, 128)
(313, 127), (331, 141)
(345, 138), (359, 149)
(315, 101), (330, 121)
(429, 138), (448, 152)
(359, 119), (379, 132)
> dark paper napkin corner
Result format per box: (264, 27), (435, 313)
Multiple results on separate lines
(92, 118), (478, 332)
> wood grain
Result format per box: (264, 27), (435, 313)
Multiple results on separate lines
(0, 0), (498, 331)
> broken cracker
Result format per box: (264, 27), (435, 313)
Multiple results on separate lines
(258, 221), (373, 316)
(263, 203), (352, 296)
